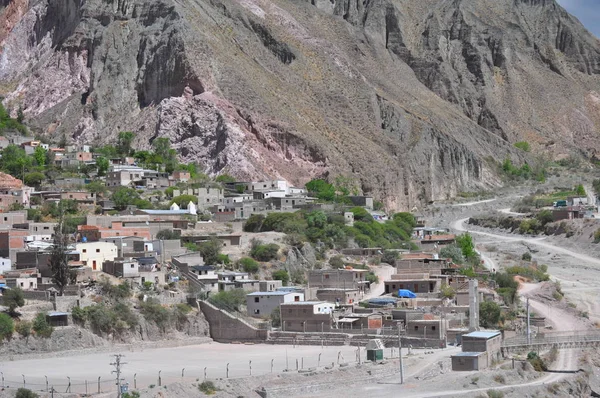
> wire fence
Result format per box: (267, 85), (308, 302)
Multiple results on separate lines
(0, 346), (373, 395)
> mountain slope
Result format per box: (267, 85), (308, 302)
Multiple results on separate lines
(0, 0), (599, 209)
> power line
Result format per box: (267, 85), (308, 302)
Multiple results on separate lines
(110, 354), (127, 398)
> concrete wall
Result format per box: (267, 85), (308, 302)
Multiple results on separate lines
(199, 300), (267, 342)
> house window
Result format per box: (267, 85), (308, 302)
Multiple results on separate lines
(44, 226), (49, 230)
(254, 297), (259, 303)
(130, 264), (135, 268)
(254, 309), (260, 314)
(288, 309), (292, 314)
(30, 281), (34, 288)
(20, 282), (24, 287)
(3, 217), (6, 221)
(325, 275), (329, 279)
(96, 249), (100, 253)
(432, 326), (436, 331)
(303, 309), (307, 314)
(82, 249), (87, 253)
(414, 326), (418, 331)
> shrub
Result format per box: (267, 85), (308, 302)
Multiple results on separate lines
(15, 320), (32, 341)
(521, 252), (532, 261)
(329, 256), (345, 269)
(2, 287), (25, 315)
(527, 352), (547, 371)
(272, 270), (290, 286)
(479, 301), (501, 328)
(208, 289), (247, 311)
(594, 228), (600, 244)
(198, 238), (223, 265)
(365, 272), (379, 284)
(0, 313), (15, 341)
(514, 141), (530, 152)
(238, 257), (260, 273)
(217, 253), (231, 265)
(198, 381), (217, 395)
(381, 250), (399, 265)
(140, 299), (170, 331)
(71, 306), (86, 325)
(15, 388), (39, 398)
(243, 214), (265, 232)
(493, 374), (505, 384)
(156, 229), (181, 240)
(439, 245), (465, 264)
(440, 283), (456, 299)
(250, 241), (280, 261)
(487, 390), (504, 398)
(32, 313), (53, 338)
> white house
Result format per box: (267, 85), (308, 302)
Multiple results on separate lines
(0, 257), (11, 274)
(75, 241), (118, 271)
(246, 291), (304, 317)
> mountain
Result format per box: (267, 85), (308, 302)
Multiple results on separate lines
(0, 0), (599, 209)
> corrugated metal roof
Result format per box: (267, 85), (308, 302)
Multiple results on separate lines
(453, 352), (484, 357)
(464, 331), (501, 339)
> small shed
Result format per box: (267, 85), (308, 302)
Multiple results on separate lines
(366, 339), (384, 362)
(451, 351), (487, 371)
(46, 312), (69, 327)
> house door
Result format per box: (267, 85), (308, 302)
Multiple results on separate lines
(414, 284), (418, 292)
(93, 260), (97, 270)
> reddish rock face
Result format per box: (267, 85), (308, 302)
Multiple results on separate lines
(0, 171), (23, 189)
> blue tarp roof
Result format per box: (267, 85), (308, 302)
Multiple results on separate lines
(398, 289), (417, 298)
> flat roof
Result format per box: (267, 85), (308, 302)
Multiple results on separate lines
(247, 291), (296, 296)
(464, 331), (501, 339)
(338, 318), (359, 323)
(138, 210), (190, 215)
(281, 301), (328, 306)
(453, 352), (484, 357)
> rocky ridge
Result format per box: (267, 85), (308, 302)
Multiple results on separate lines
(0, 0), (599, 209)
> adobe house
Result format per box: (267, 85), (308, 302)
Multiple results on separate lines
(246, 291), (304, 318)
(280, 301), (335, 332)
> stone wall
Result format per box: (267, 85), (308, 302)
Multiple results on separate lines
(199, 300), (268, 343)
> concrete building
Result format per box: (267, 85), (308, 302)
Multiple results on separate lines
(259, 280), (283, 292)
(197, 187), (224, 209)
(308, 269), (368, 291)
(246, 291), (304, 317)
(102, 259), (140, 278)
(384, 278), (441, 294)
(405, 319), (447, 339)
(280, 301), (335, 332)
(316, 288), (360, 305)
(75, 241), (118, 271)
(452, 331), (502, 371)
(348, 196), (374, 209)
(190, 265), (218, 292)
(106, 166), (144, 187)
(0, 211), (27, 226)
(0, 257), (11, 274)
(337, 313), (383, 330)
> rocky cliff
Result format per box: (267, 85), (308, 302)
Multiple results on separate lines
(1, 0), (599, 209)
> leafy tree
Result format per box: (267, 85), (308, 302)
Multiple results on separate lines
(350, 207), (373, 222)
(271, 308), (281, 327)
(0, 313), (14, 341)
(575, 184), (586, 197)
(522, 252), (532, 261)
(96, 156), (109, 176)
(479, 301), (501, 328)
(440, 245), (465, 264)
(244, 214), (265, 232)
(86, 180), (108, 196)
(440, 283), (456, 299)
(0, 144), (31, 178)
(381, 250), (399, 265)
(456, 233), (476, 259)
(209, 289), (247, 310)
(365, 272), (379, 284)
(0, 102), (27, 134)
(111, 187), (141, 210)
(50, 222), (70, 296)
(215, 174), (236, 183)
(33, 146), (47, 166)
(217, 253), (231, 265)
(535, 210), (553, 226)
(272, 270), (290, 286)
(306, 211), (327, 228)
(116, 131), (135, 156)
(3, 287), (25, 315)
(15, 320), (32, 342)
(329, 256), (345, 269)
(152, 137), (178, 173)
(32, 312), (53, 338)
(238, 257), (260, 273)
(170, 194), (198, 207)
(24, 172), (45, 187)
(305, 179), (335, 201)
(198, 237), (222, 265)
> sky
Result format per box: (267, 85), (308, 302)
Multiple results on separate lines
(556, 0), (600, 38)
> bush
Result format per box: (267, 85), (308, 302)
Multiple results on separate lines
(594, 228), (600, 244)
(272, 270), (290, 286)
(15, 320), (32, 341)
(487, 390), (504, 398)
(514, 141), (530, 152)
(381, 250), (399, 265)
(140, 299), (170, 331)
(243, 214), (265, 232)
(439, 245), (465, 264)
(440, 283), (456, 299)
(198, 238), (222, 265)
(527, 351), (547, 371)
(198, 381), (217, 395)
(479, 301), (501, 328)
(156, 229), (181, 240)
(2, 287), (25, 315)
(521, 252), (532, 261)
(329, 256), (345, 269)
(32, 313), (53, 338)
(250, 240), (280, 261)
(71, 306), (86, 325)
(365, 272), (379, 284)
(15, 388), (39, 398)
(238, 257), (260, 273)
(208, 289), (247, 311)
(0, 313), (15, 341)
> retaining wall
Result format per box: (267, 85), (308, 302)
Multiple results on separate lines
(199, 300), (268, 343)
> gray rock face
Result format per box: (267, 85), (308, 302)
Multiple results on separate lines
(1, 0), (599, 209)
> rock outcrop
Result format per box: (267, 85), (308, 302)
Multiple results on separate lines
(1, 0), (599, 209)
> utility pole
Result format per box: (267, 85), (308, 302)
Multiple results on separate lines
(398, 322), (404, 384)
(526, 298), (531, 345)
(111, 354), (127, 398)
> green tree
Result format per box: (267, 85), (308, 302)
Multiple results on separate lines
(272, 270), (290, 286)
(215, 174), (236, 183)
(456, 233), (476, 259)
(156, 229), (181, 240)
(329, 256), (345, 269)
(24, 172), (45, 187)
(514, 141), (530, 152)
(440, 245), (465, 264)
(3, 287), (25, 315)
(479, 301), (501, 328)
(96, 156), (109, 176)
(32, 312), (53, 338)
(33, 146), (47, 166)
(250, 241), (280, 261)
(15, 320), (32, 342)
(0, 144), (31, 178)
(244, 214), (265, 232)
(271, 308), (281, 327)
(170, 194), (198, 207)
(198, 238), (222, 265)
(0, 313), (14, 341)
(86, 180), (108, 196)
(306, 211), (327, 228)
(535, 210), (553, 226)
(116, 131), (135, 156)
(575, 184), (586, 197)
(152, 137), (178, 173)
(238, 257), (260, 273)
(209, 289), (247, 310)
(381, 250), (399, 264)
(305, 179), (335, 201)
(111, 187), (141, 210)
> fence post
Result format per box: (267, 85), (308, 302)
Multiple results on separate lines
(204, 367), (207, 381)
(22, 374), (25, 388)
(98, 377), (101, 393)
(226, 363), (229, 378)
(158, 370), (162, 387)
(134, 374), (137, 389)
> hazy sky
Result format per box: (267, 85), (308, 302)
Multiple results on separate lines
(556, 0), (600, 38)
